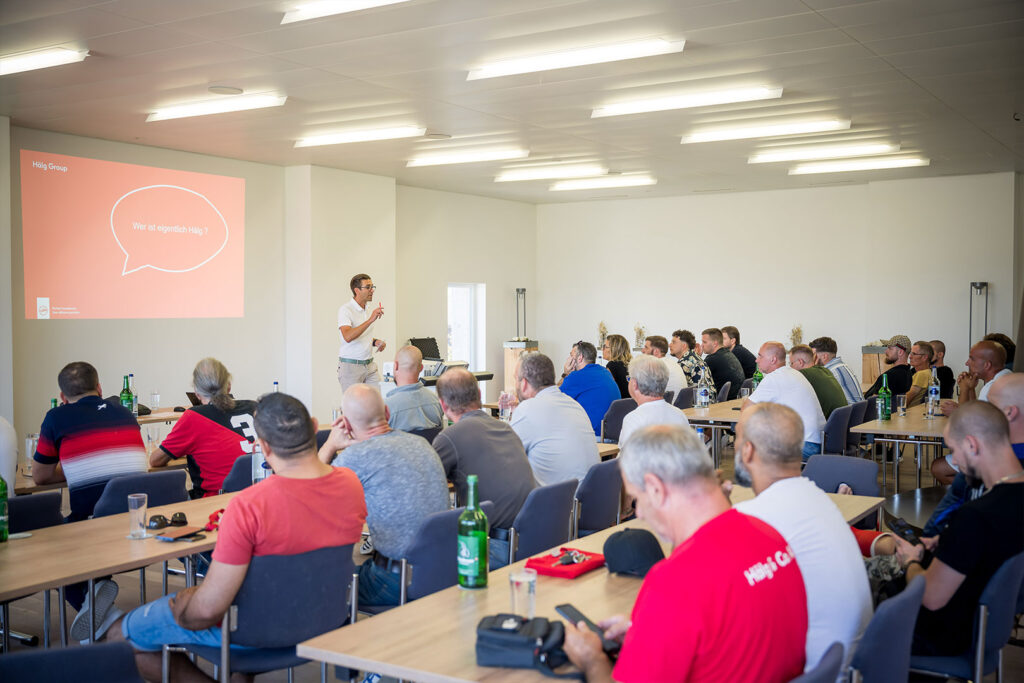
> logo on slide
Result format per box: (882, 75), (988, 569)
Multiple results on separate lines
(109, 184), (230, 276)
(36, 297), (50, 319)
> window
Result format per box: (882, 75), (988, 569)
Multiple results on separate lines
(447, 283), (486, 370)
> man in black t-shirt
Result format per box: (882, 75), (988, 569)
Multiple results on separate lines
(701, 328), (745, 400)
(864, 334), (914, 398)
(894, 401), (1024, 656)
(722, 325), (756, 379)
(929, 339), (956, 399)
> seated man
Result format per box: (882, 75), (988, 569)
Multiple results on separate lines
(642, 335), (688, 400)
(701, 327), (745, 399)
(150, 358), (256, 497)
(105, 392), (367, 682)
(319, 384), (449, 607)
(383, 345), (443, 433)
(905, 341), (936, 407)
(433, 368), (536, 569)
(788, 345), (847, 418)
(864, 334), (915, 398)
(732, 402), (872, 674)
(670, 329), (716, 400)
(722, 325), (756, 379)
(808, 336), (864, 405)
(928, 339), (955, 398)
(619, 355), (689, 445)
(894, 401), (1024, 657)
(559, 341), (621, 436)
(743, 342), (826, 459)
(563, 424), (807, 683)
(983, 332), (1016, 370)
(509, 353), (599, 486)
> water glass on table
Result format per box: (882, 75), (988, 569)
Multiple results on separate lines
(128, 493), (150, 539)
(150, 390), (161, 410)
(896, 394), (907, 417)
(739, 388), (751, 400)
(498, 391), (514, 421)
(509, 567), (537, 618)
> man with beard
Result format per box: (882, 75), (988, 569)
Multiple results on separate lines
(864, 334), (914, 398)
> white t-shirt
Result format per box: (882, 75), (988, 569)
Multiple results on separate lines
(748, 366), (826, 445)
(510, 386), (599, 487)
(660, 355), (689, 399)
(978, 368), (1013, 401)
(735, 477), (873, 676)
(619, 399), (690, 446)
(338, 298), (374, 360)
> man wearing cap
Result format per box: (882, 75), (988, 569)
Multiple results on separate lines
(864, 334), (915, 398)
(563, 424), (807, 683)
(337, 273), (387, 392)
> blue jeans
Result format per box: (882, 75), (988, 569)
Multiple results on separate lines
(802, 441), (821, 461)
(357, 561), (402, 607)
(489, 538), (511, 570)
(121, 594), (255, 653)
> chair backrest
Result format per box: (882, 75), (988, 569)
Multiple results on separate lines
(663, 390), (674, 402)
(232, 544), (356, 648)
(315, 429), (331, 450)
(511, 479), (578, 561)
(850, 575), (925, 682)
(404, 501), (495, 602)
(863, 397), (878, 422)
(803, 455), (879, 497)
(740, 377), (754, 393)
(9, 490), (63, 533)
(673, 387), (695, 409)
(220, 454), (252, 494)
(600, 398), (637, 443)
(822, 403), (854, 454)
(408, 426), (442, 443)
(716, 381), (732, 403)
(0, 640), (144, 683)
(92, 470), (188, 518)
(792, 641), (844, 683)
(975, 550), (1024, 675)
(846, 400), (869, 449)
(574, 460), (623, 535)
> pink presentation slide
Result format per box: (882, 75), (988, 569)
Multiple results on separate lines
(21, 150), (245, 319)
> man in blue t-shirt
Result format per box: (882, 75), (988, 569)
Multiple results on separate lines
(559, 341), (621, 436)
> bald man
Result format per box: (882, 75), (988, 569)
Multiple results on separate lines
(384, 345), (444, 432)
(319, 384), (448, 606)
(743, 342), (826, 460)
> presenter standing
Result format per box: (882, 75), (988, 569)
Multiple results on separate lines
(338, 273), (386, 391)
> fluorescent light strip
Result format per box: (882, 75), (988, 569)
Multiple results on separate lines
(550, 175), (656, 191)
(0, 47), (88, 76)
(682, 118), (851, 143)
(282, 0), (411, 24)
(749, 142), (899, 164)
(147, 94), (287, 122)
(789, 157), (930, 175)
(295, 125), (425, 147)
(495, 164), (608, 182)
(468, 39), (685, 81)
(407, 148), (528, 167)
(592, 86), (782, 118)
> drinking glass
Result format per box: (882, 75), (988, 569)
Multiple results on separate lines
(509, 568), (537, 618)
(739, 388), (751, 399)
(498, 392), (513, 421)
(23, 433), (39, 475)
(128, 493), (150, 539)
(896, 394), (907, 417)
(331, 407), (343, 423)
(150, 390), (161, 410)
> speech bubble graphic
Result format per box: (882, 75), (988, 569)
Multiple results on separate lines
(110, 184), (229, 276)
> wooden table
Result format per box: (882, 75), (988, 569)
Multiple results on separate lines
(682, 398), (744, 467)
(14, 457), (189, 496)
(849, 404), (947, 492)
(137, 409), (184, 426)
(297, 489), (882, 682)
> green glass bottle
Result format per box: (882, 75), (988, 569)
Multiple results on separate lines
(50, 398), (58, 409)
(120, 375), (133, 411)
(0, 473), (8, 543)
(752, 367), (764, 389)
(878, 374), (892, 421)
(457, 474), (489, 589)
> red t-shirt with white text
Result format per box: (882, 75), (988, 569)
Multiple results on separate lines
(613, 509), (808, 683)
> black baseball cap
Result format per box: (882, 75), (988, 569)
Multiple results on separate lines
(603, 528), (665, 577)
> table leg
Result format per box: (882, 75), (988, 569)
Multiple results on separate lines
(43, 590), (51, 648)
(1, 602), (9, 653)
(58, 586), (68, 647)
(185, 556), (195, 588)
(710, 425), (720, 469)
(879, 442), (887, 492)
(893, 444), (900, 494)
(88, 577), (96, 642)
(915, 442), (923, 489)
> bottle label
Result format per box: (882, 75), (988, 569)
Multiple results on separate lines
(457, 533), (486, 577)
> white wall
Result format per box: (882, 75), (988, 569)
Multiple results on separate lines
(0, 116), (12, 424)
(536, 173), (1016, 380)
(395, 185), (536, 401)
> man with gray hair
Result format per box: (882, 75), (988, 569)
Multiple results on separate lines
(745, 342), (826, 460)
(732, 402), (872, 677)
(619, 355), (689, 445)
(383, 345), (443, 432)
(563, 424), (807, 683)
(509, 353), (599, 486)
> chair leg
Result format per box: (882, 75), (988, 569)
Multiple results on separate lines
(58, 585), (68, 647)
(997, 647), (1003, 683)
(350, 573), (359, 623)
(139, 566), (147, 604)
(508, 528), (517, 565)
(975, 605), (989, 683)
(162, 561), (168, 596)
(287, 667), (294, 683)
(162, 644), (171, 683)
(399, 561), (408, 606)
(320, 661), (327, 683)
(220, 609), (231, 683)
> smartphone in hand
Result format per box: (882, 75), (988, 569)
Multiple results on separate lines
(555, 603), (621, 655)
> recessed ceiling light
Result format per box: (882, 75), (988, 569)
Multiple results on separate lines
(748, 142), (899, 163)
(208, 85), (244, 95)
(592, 86), (782, 118)
(281, 0), (412, 24)
(295, 125), (425, 147)
(495, 164), (608, 182)
(0, 47), (88, 76)
(407, 148), (529, 167)
(146, 93), (287, 122)
(788, 157), (930, 175)
(682, 118), (851, 143)
(467, 38), (685, 81)
(550, 174), (657, 191)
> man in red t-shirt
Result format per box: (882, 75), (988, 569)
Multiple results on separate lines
(564, 424), (808, 683)
(105, 393), (367, 682)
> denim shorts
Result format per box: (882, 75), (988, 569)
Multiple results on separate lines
(121, 594), (252, 653)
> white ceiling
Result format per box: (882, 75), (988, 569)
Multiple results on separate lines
(1, 0), (1022, 203)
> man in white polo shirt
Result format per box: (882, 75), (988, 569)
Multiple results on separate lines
(619, 354), (689, 445)
(743, 341), (825, 460)
(337, 273), (386, 391)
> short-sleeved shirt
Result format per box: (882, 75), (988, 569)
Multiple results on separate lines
(661, 356), (689, 399)
(560, 363), (622, 436)
(158, 400), (257, 497)
(338, 298), (374, 360)
(212, 467), (366, 565)
(731, 343), (757, 379)
(824, 357), (864, 405)
(935, 366), (955, 399)
(510, 386), (600, 487)
(333, 430), (449, 558)
(908, 369), (931, 406)
(384, 381), (444, 432)
(678, 351), (716, 403)
(978, 368), (1013, 401)
(432, 410), (535, 529)
(748, 367), (827, 445)
(613, 509), (807, 683)
(605, 360), (630, 399)
(704, 348), (745, 399)
(865, 364), (914, 398)
(798, 365), (848, 418)
(619, 399), (690, 446)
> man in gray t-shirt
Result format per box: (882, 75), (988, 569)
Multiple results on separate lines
(319, 385), (448, 606)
